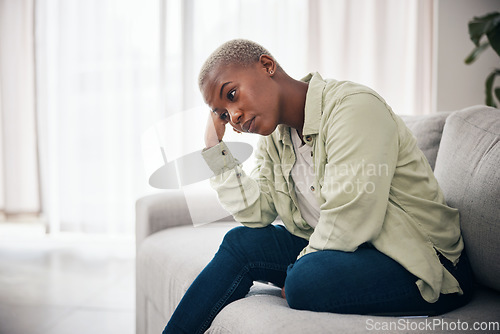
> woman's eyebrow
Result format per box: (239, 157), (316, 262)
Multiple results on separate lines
(219, 82), (232, 99)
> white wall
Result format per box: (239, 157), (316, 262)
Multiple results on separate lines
(435, 0), (500, 112)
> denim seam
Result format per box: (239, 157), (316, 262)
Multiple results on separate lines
(197, 265), (250, 334)
(196, 261), (288, 334)
(248, 261), (289, 272)
(319, 285), (418, 314)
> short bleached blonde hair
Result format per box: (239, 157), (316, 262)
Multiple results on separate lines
(198, 39), (280, 89)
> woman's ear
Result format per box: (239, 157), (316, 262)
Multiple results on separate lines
(259, 55), (276, 76)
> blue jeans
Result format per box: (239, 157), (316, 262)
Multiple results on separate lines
(163, 225), (473, 334)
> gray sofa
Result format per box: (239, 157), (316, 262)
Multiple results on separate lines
(136, 105), (500, 334)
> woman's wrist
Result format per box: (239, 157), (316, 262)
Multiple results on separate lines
(204, 137), (221, 149)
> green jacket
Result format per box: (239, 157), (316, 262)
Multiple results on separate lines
(202, 72), (464, 303)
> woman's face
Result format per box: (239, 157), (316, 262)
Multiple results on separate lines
(201, 60), (281, 136)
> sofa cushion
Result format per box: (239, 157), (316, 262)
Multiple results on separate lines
(137, 222), (238, 332)
(138, 223), (500, 334)
(434, 106), (500, 292)
(400, 112), (451, 170)
(208, 286), (500, 334)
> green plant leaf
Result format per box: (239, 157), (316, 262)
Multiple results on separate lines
(464, 41), (490, 64)
(485, 70), (500, 107)
(486, 23), (500, 58)
(468, 12), (500, 46)
(495, 87), (500, 105)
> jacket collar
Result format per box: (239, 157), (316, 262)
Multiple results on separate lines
(276, 72), (326, 145)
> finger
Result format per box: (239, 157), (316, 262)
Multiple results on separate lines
(205, 111), (227, 147)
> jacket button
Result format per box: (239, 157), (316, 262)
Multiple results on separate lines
(221, 150), (227, 155)
(310, 186), (315, 191)
(236, 173), (242, 178)
(310, 151), (313, 157)
(305, 136), (312, 142)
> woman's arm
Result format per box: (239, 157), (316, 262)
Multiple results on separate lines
(202, 128), (278, 228)
(299, 93), (399, 258)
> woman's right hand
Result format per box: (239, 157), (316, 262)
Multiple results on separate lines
(205, 111), (227, 148)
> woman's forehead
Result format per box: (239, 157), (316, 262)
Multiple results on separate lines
(201, 70), (229, 105)
(201, 62), (260, 103)
(203, 66), (240, 94)
(210, 63), (246, 81)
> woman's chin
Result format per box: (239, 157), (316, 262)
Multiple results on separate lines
(257, 124), (278, 136)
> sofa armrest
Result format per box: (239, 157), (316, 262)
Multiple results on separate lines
(135, 190), (193, 248)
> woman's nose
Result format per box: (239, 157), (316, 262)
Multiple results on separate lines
(228, 109), (243, 124)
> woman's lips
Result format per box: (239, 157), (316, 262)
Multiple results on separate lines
(243, 117), (256, 133)
(248, 117), (256, 133)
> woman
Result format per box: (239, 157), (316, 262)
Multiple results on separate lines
(163, 39), (473, 334)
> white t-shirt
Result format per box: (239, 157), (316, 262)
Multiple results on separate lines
(290, 128), (321, 228)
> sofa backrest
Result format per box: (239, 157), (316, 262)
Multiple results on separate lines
(400, 112), (451, 170)
(433, 105), (500, 292)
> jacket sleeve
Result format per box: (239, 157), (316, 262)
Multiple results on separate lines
(298, 93), (399, 258)
(202, 138), (278, 227)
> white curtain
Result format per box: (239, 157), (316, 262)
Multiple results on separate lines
(0, 0), (41, 218)
(1, 0), (434, 234)
(308, 0), (434, 116)
(35, 0), (162, 234)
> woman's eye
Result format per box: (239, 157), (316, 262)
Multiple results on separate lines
(227, 89), (236, 101)
(220, 112), (229, 121)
